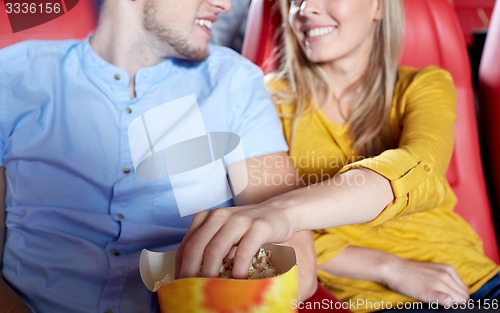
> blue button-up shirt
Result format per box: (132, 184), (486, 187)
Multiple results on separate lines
(0, 39), (287, 313)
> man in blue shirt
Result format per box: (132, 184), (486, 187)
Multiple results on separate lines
(0, 0), (316, 312)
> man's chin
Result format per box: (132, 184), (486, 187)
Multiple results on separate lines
(189, 51), (209, 62)
(174, 47), (209, 62)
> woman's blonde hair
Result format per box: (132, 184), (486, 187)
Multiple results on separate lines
(273, 0), (405, 157)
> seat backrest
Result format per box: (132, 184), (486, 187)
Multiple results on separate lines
(241, 0), (282, 74)
(452, 0), (496, 45)
(398, 0), (499, 264)
(242, 0), (499, 263)
(479, 2), (500, 228)
(0, 0), (97, 48)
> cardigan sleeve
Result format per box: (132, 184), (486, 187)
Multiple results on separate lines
(339, 67), (457, 226)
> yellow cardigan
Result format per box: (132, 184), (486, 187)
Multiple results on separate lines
(267, 66), (498, 312)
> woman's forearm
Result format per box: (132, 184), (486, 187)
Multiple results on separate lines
(267, 168), (394, 232)
(177, 169), (393, 280)
(317, 246), (396, 284)
(319, 245), (470, 304)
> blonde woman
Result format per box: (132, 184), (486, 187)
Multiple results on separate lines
(177, 0), (499, 310)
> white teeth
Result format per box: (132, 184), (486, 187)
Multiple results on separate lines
(306, 26), (336, 38)
(195, 19), (213, 29)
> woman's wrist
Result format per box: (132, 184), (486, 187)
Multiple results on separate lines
(377, 252), (404, 287)
(262, 191), (304, 234)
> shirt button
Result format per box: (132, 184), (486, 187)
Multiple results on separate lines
(116, 213), (125, 220)
(114, 73), (121, 80)
(423, 164), (431, 172)
(122, 167), (131, 174)
(125, 107), (132, 114)
(104, 310), (114, 313)
(111, 249), (120, 256)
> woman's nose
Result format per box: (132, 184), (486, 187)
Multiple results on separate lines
(299, 0), (322, 17)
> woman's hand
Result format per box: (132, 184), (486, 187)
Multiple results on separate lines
(381, 258), (469, 306)
(320, 246), (469, 307)
(175, 202), (298, 280)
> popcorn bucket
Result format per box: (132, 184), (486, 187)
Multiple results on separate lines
(139, 244), (299, 312)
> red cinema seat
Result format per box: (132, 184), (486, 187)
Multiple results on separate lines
(400, 0), (499, 264)
(0, 0), (97, 48)
(241, 0), (281, 74)
(242, 0), (500, 307)
(298, 283), (351, 313)
(452, 0), (495, 46)
(479, 2), (500, 234)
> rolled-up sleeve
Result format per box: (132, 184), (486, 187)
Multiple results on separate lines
(338, 67), (457, 226)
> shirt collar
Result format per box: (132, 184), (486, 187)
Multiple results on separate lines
(79, 36), (201, 101)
